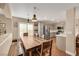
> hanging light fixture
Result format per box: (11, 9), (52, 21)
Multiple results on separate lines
(27, 13), (30, 23)
(32, 7), (37, 22)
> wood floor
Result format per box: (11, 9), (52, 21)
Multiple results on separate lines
(51, 38), (69, 56)
(8, 42), (17, 56)
(8, 37), (69, 56)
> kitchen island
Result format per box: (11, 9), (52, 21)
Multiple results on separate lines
(56, 34), (66, 52)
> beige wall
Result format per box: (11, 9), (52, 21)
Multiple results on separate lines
(65, 7), (76, 55)
(75, 18), (79, 36)
(3, 4), (12, 18)
(0, 3), (11, 18)
(0, 4), (12, 55)
(0, 3), (12, 34)
(0, 15), (12, 56)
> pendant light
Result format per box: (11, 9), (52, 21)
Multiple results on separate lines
(32, 7), (37, 22)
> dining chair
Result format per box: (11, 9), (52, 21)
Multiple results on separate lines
(32, 45), (42, 56)
(42, 40), (53, 56)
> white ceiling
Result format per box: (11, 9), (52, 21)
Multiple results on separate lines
(9, 3), (79, 22)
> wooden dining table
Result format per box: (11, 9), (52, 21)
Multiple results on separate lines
(21, 36), (52, 56)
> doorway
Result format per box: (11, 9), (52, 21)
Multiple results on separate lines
(19, 23), (34, 38)
(19, 23), (28, 37)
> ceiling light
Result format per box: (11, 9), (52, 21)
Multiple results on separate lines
(32, 7), (37, 22)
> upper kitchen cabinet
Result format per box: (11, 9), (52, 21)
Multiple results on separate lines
(0, 3), (12, 18)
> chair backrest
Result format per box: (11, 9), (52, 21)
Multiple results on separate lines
(42, 40), (53, 56)
(31, 44), (42, 56)
(43, 41), (51, 50)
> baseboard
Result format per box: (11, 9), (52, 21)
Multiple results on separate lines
(66, 51), (75, 56)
